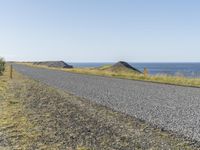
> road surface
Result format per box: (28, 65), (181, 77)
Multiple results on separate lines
(14, 64), (200, 141)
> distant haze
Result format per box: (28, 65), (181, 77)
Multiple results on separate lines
(0, 0), (200, 62)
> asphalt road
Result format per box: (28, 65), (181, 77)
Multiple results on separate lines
(14, 64), (200, 141)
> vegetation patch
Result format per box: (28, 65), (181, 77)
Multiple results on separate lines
(0, 57), (5, 75)
(0, 67), (39, 149)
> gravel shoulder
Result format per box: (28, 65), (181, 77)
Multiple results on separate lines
(0, 68), (199, 149)
(13, 64), (200, 143)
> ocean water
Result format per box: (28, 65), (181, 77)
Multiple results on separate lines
(69, 62), (200, 78)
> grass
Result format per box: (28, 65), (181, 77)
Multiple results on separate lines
(0, 66), (39, 149)
(19, 62), (200, 87)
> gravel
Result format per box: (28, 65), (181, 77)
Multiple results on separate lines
(13, 64), (200, 142)
(0, 132), (10, 148)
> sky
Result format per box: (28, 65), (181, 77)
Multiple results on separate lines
(0, 0), (200, 62)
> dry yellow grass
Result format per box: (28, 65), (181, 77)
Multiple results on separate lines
(20, 62), (200, 87)
(0, 66), (39, 149)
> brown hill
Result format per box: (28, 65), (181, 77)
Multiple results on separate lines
(33, 61), (73, 68)
(100, 61), (141, 74)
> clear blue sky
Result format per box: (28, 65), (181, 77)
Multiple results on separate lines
(0, 0), (200, 62)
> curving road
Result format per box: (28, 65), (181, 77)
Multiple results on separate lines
(14, 64), (200, 141)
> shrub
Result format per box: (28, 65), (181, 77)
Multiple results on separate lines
(0, 57), (5, 75)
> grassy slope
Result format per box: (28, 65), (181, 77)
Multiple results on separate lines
(20, 62), (200, 87)
(0, 66), (39, 149)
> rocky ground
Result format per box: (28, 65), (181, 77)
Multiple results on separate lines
(0, 69), (199, 149)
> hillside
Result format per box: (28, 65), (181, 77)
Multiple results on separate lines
(99, 61), (142, 74)
(33, 61), (73, 68)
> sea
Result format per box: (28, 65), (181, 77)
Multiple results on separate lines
(68, 62), (200, 78)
